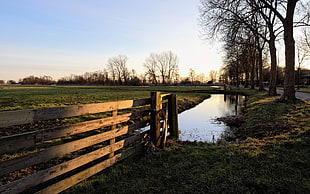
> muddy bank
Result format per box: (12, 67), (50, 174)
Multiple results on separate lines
(177, 96), (210, 114)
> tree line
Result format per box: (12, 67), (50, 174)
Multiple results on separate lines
(2, 53), (309, 87)
(200, 0), (310, 101)
(60, 51), (180, 86)
(1, 51), (215, 86)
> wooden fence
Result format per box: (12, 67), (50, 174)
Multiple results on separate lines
(0, 91), (178, 193)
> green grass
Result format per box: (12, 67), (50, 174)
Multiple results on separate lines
(0, 85), (216, 111)
(63, 88), (310, 194)
(64, 140), (310, 193)
(237, 92), (310, 139)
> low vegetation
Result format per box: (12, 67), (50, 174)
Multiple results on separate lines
(64, 89), (310, 193)
(0, 85), (215, 111)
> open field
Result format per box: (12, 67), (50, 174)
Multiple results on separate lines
(0, 85), (216, 111)
(63, 89), (310, 193)
(1, 86), (309, 193)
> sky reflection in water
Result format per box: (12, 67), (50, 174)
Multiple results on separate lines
(179, 94), (245, 142)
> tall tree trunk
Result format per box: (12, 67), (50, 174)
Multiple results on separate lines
(236, 62), (240, 87)
(280, 0), (297, 101)
(255, 35), (264, 91)
(258, 47), (264, 91)
(250, 55), (255, 89)
(255, 59), (259, 87)
(268, 36), (278, 96)
(281, 24), (296, 101)
(244, 69), (249, 88)
(162, 74), (166, 85)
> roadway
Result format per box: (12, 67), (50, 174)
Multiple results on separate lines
(276, 89), (310, 102)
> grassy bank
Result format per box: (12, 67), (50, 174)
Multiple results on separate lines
(64, 89), (310, 193)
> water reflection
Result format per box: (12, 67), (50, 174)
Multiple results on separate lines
(179, 94), (245, 142)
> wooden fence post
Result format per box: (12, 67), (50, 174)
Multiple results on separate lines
(168, 94), (179, 140)
(109, 110), (118, 158)
(150, 91), (162, 147)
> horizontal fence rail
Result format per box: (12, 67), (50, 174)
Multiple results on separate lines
(0, 113), (132, 154)
(0, 91), (178, 193)
(0, 98), (151, 128)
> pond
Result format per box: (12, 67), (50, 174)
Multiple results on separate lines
(178, 94), (245, 142)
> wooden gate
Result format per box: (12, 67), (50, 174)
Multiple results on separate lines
(0, 91), (178, 193)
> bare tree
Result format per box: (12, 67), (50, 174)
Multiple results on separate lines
(144, 53), (159, 85)
(259, 0), (310, 101)
(107, 55), (129, 85)
(242, 0), (283, 95)
(107, 61), (116, 84)
(144, 51), (179, 85)
(157, 51), (179, 85)
(189, 68), (196, 84)
(199, 0), (266, 90)
(297, 33), (310, 69)
(209, 70), (218, 82)
(296, 29), (310, 88)
(304, 28), (310, 49)
(197, 73), (206, 84)
(200, 0), (309, 100)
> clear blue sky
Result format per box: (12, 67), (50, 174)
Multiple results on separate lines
(0, 0), (222, 81)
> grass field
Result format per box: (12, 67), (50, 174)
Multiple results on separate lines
(0, 85), (216, 111)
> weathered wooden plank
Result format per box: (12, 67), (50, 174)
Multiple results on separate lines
(0, 98), (150, 128)
(37, 143), (144, 194)
(0, 132), (147, 193)
(150, 91), (162, 147)
(162, 106), (169, 148)
(0, 113), (132, 154)
(125, 130), (149, 145)
(132, 98), (151, 107)
(109, 110), (118, 158)
(0, 132), (148, 194)
(161, 93), (171, 100)
(168, 94), (179, 139)
(35, 113), (131, 142)
(128, 119), (150, 133)
(0, 126), (129, 176)
(0, 95), (154, 193)
(0, 132), (36, 153)
(0, 109), (35, 128)
(0, 143), (121, 194)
